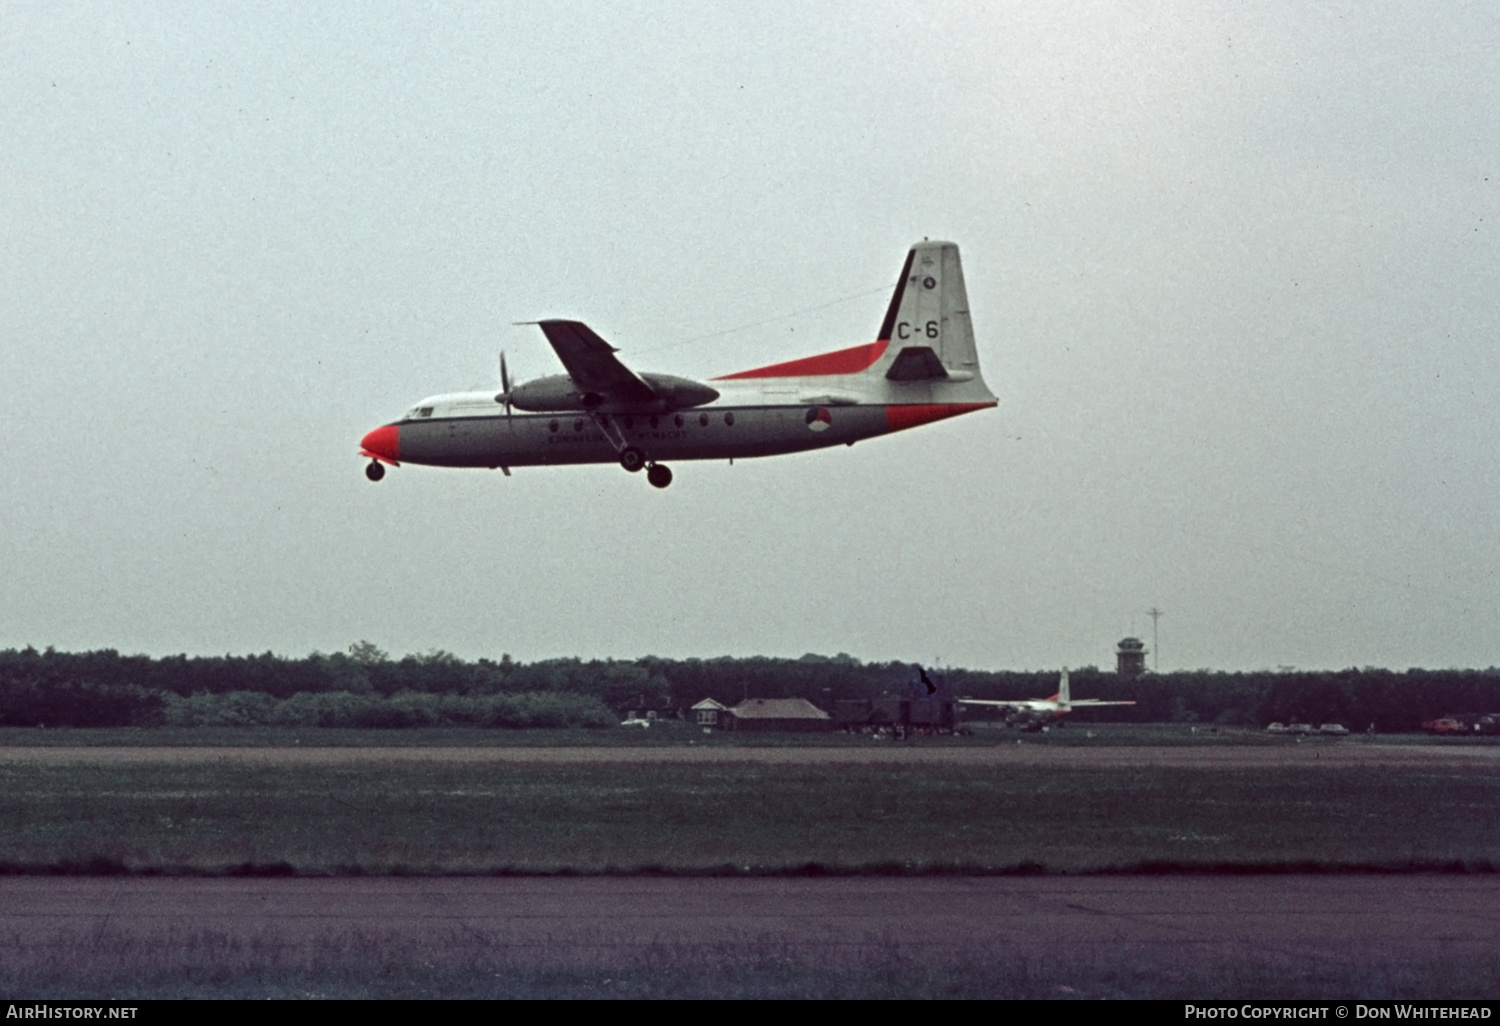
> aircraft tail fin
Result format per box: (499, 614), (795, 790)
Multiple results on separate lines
(716, 241), (995, 403)
(878, 240), (985, 383)
(905, 664), (952, 700)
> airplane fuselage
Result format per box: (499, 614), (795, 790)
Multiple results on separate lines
(956, 669), (1137, 731)
(359, 240), (997, 487)
(366, 382), (991, 472)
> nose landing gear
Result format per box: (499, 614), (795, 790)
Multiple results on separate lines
(365, 461), (386, 482)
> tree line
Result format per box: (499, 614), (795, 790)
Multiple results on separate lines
(1, 645), (1497, 730)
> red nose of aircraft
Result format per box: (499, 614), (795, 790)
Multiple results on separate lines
(360, 424), (400, 463)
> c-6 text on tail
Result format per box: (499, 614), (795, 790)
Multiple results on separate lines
(359, 240), (997, 488)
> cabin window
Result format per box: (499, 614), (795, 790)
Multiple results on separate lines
(549, 420), (559, 433)
(674, 415), (684, 428)
(699, 413), (709, 427)
(649, 415), (659, 428)
(573, 419), (584, 432)
(623, 416), (634, 429)
(724, 412), (735, 427)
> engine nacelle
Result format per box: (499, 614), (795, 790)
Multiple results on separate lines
(638, 373), (720, 410)
(504, 373), (719, 413)
(505, 374), (592, 412)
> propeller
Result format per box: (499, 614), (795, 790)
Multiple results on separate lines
(495, 351), (513, 418)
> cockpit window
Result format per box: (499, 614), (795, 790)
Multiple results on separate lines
(405, 406), (435, 420)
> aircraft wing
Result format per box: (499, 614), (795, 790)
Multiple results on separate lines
(535, 320), (659, 405)
(1062, 700), (1137, 707)
(956, 699), (1047, 710)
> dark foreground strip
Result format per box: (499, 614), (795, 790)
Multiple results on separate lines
(0, 858), (1496, 877)
(3, 1001), (1496, 1017)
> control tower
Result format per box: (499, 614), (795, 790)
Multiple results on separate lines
(1116, 637), (1148, 676)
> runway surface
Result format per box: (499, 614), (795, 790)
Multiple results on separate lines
(4, 876), (1497, 970)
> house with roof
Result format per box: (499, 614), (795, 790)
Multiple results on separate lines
(719, 697), (832, 732)
(691, 697), (728, 727)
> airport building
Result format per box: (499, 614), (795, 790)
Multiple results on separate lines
(1116, 637), (1148, 677)
(832, 697), (957, 733)
(691, 698), (728, 727)
(719, 697), (832, 732)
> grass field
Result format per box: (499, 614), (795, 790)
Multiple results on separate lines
(1, 728), (1497, 873)
(3, 728), (1497, 998)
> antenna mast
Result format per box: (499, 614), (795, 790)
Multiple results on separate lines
(1146, 607), (1163, 672)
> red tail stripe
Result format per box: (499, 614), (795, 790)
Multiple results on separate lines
(714, 340), (889, 380)
(884, 402), (996, 432)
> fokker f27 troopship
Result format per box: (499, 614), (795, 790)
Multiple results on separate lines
(359, 240), (996, 488)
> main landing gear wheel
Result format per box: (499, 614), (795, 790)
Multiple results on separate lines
(619, 447), (646, 473)
(365, 461), (386, 482)
(647, 464), (673, 489)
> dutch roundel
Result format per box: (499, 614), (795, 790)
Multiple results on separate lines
(804, 406), (832, 432)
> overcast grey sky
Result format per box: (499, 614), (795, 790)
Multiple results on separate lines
(2, 3), (1497, 671)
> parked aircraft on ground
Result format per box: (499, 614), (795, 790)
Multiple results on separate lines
(359, 240), (996, 488)
(957, 669), (1137, 731)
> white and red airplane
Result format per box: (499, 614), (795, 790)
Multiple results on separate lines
(358, 240), (996, 488)
(958, 669), (1137, 731)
